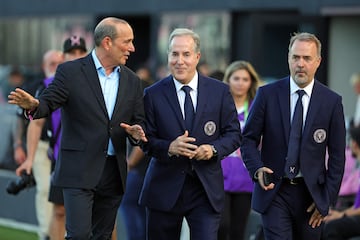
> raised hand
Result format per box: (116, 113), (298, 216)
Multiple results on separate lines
(8, 88), (39, 110)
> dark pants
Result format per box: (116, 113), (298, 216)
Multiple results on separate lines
(63, 156), (123, 240)
(262, 179), (322, 240)
(147, 173), (221, 240)
(119, 169), (146, 240)
(218, 192), (252, 240)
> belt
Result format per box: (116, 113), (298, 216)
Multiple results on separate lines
(282, 177), (304, 185)
(106, 155), (116, 160)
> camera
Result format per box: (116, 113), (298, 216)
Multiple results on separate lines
(6, 171), (36, 195)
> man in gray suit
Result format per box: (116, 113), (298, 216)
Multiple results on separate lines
(8, 17), (146, 240)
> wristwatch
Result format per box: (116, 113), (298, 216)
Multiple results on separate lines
(211, 145), (218, 156)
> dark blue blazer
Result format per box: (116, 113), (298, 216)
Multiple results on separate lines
(139, 74), (241, 213)
(241, 77), (346, 216)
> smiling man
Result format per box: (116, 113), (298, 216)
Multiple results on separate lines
(139, 28), (241, 240)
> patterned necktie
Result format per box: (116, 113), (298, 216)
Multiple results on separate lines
(182, 86), (195, 132)
(285, 89), (305, 179)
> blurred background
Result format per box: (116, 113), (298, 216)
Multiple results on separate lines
(0, 0), (359, 239)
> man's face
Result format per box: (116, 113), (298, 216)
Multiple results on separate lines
(109, 23), (135, 66)
(168, 35), (200, 84)
(43, 52), (64, 78)
(65, 49), (87, 61)
(288, 39), (321, 88)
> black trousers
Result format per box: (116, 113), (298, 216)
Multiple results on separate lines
(63, 156), (123, 240)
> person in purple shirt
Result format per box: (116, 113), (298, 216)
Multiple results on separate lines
(218, 60), (261, 240)
(15, 36), (88, 240)
(322, 125), (360, 239)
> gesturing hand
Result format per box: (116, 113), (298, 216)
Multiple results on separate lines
(8, 88), (39, 110)
(120, 123), (148, 142)
(168, 131), (198, 158)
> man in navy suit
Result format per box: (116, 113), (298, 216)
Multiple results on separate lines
(139, 28), (241, 240)
(241, 32), (346, 240)
(8, 17), (147, 239)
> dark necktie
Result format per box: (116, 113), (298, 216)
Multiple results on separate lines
(182, 86), (195, 132)
(285, 89), (305, 179)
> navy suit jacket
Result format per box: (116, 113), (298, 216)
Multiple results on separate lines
(241, 77), (346, 216)
(139, 74), (241, 213)
(32, 54), (145, 191)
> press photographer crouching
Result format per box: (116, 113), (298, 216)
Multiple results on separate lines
(6, 170), (36, 195)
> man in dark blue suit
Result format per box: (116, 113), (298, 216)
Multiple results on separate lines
(139, 28), (241, 240)
(241, 32), (346, 240)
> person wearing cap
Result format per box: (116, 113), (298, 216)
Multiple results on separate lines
(48, 36), (88, 240)
(322, 125), (360, 239)
(9, 17), (146, 240)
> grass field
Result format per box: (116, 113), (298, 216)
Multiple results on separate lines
(0, 225), (37, 240)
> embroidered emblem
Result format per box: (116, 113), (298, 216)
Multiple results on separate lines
(290, 166), (296, 173)
(204, 121), (216, 136)
(313, 129), (326, 143)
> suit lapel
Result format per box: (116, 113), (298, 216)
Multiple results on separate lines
(163, 76), (187, 130)
(278, 78), (291, 145)
(81, 55), (108, 117)
(302, 81), (322, 139)
(192, 76), (207, 133)
(111, 66), (127, 120)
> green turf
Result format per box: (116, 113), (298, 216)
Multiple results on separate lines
(0, 225), (37, 240)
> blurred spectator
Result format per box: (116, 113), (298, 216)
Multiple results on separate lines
(136, 65), (154, 88)
(209, 70), (224, 81)
(350, 73), (360, 127)
(15, 50), (64, 240)
(119, 63), (153, 240)
(322, 126), (360, 239)
(197, 61), (211, 76)
(0, 67), (26, 170)
(218, 60), (260, 240)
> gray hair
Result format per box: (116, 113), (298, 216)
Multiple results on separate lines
(288, 32), (322, 57)
(94, 17), (129, 47)
(168, 28), (201, 53)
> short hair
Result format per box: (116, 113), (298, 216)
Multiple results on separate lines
(288, 32), (322, 58)
(168, 28), (201, 53)
(94, 17), (129, 47)
(223, 60), (261, 101)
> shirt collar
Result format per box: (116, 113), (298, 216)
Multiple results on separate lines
(91, 49), (120, 75)
(173, 71), (199, 93)
(290, 76), (314, 97)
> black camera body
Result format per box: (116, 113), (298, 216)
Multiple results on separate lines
(6, 171), (36, 195)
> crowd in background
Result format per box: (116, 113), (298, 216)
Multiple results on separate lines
(0, 22), (360, 240)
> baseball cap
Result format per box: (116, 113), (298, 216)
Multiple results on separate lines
(63, 36), (87, 53)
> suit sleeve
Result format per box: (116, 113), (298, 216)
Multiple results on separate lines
(326, 96), (346, 206)
(241, 87), (266, 179)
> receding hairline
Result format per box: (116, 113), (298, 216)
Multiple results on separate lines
(96, 17), (129, 28)
(288, 32), (322, 57)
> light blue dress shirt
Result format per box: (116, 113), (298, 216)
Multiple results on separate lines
(92, 50), (119, 155)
